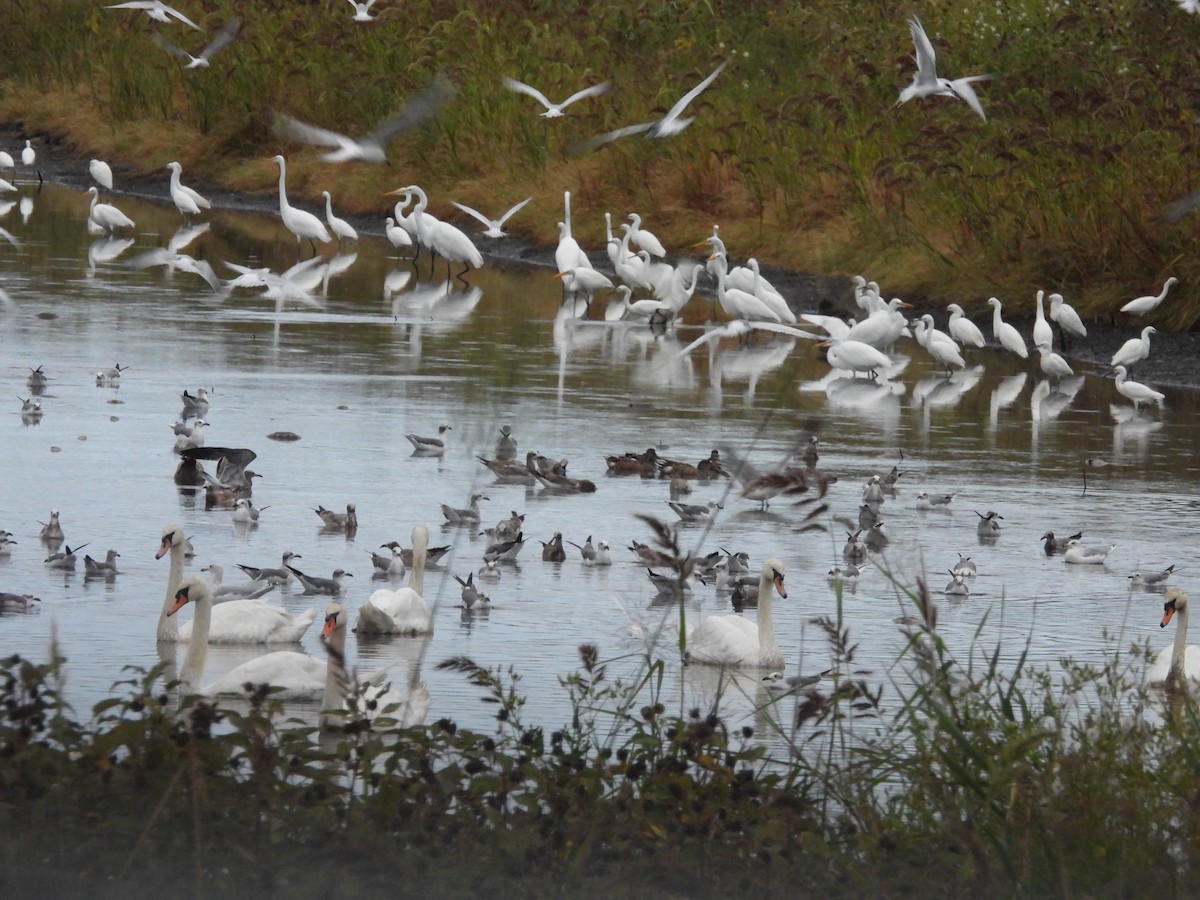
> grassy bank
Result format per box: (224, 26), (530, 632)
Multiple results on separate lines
(2, 0), (1199, 326)
(2, 583), (1199, 898)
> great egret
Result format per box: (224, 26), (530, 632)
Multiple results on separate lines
(986, 297), (1028, 359)
(1111, 325), (1156, 370)
(321, 191), (357, 244)
(165, 161), (210, 219)
(384, 216), (411, 253)
(502, 77), (610, 118)
(1120, 276), (1178, 316)
(1112, 365), (1164, 412)
(896, 15), (990, 120)
(85, 187), (135, 234)
(272, 155), (331, 252)
(946, 303), (985, 348)
(400, 184), (483, 280)
(89, 159), (113, 191)
(627, 212), (666, 257)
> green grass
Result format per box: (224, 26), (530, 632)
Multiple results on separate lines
(3, 561), (1200, 897)
(3, 0), (1200, 326)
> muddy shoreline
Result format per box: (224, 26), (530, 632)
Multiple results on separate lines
(8, 124), (1198, 392)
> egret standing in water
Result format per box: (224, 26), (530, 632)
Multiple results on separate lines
(272, 155), (331, 255)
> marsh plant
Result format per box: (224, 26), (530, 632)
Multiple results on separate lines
(2, 1), (1199, 323)
(2, 566), (1199, 897)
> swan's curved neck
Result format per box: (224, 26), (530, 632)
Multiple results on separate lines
(1171, 600), (1190, 684)
(321, 623), (347, 728)
(756, 569), (781, 663)
(409, 529), (428, 596)
(158, 543), (184, 642)
(179, 587), (211, 691)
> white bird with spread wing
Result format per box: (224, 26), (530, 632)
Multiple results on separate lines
(450, 196), (532, 238)
(106, 0), (202, 28)
(502, 77), (610, 118)
(576, 60), (729, 150)
(273, 75), (455, 163)
(896, 16), (990, 121)
(154, 16), (240, 69)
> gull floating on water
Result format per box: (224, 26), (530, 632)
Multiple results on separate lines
(1064, 539), (1116, 565)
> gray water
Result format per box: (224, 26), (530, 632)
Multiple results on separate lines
(1, 182), (1197, 742)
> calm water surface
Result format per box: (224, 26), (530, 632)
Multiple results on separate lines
(1, 183), (1198, 742)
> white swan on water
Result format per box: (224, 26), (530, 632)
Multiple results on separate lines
(355, 524), (433, 635)
(1148, 587), (1200, 685)
(168, 576), (431, 725)
(319, 600), (430, 729)
(169, 576), (326, 699)
(156, 524), (316, 644)
(685, 557), (787, 668)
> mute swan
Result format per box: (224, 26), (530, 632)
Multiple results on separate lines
(685, 558), (786, 668)
(355, 524), (433, 635)
(157, 522), (316, 643)
(155, 524), (188, 642)
(1148, 587), (1200, 685)
(319, 601), (431, 729)
(169, 576), (326, 699)
(273, 155), (331, 249)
